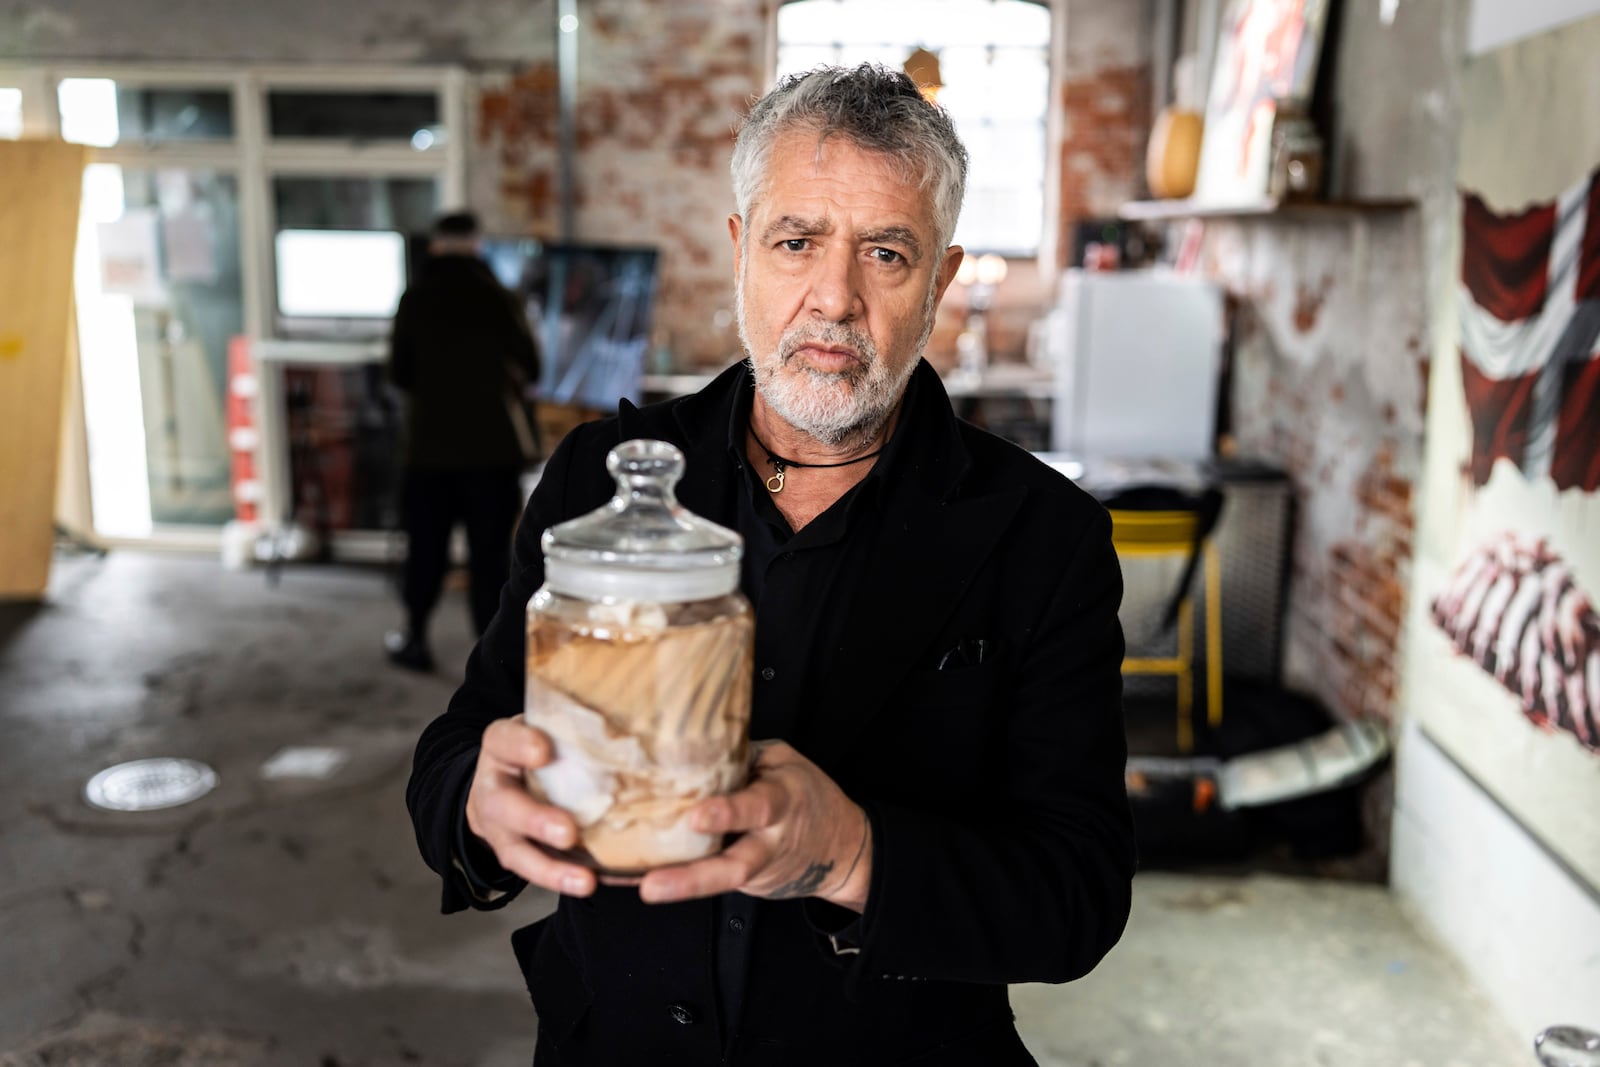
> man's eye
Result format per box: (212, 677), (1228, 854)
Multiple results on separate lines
(780, 239), (809, 252)
(869, 247), (905, 264)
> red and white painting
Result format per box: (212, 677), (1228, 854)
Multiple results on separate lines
(1411, 12), (1600, 894)
(1456, 167), (1600, 493)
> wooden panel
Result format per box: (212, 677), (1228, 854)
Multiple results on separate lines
(0, 140), (87, 599)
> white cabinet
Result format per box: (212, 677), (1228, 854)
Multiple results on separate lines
(1048, 269), (1223, 461)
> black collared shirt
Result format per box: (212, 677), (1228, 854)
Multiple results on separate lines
(711, 368), (919, 1047)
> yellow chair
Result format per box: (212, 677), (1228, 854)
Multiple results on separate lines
(1109, 509), (1223, 753)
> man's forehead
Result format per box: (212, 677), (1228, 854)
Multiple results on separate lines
(756, 132), (934, 230)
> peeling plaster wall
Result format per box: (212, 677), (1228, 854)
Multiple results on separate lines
(1194, 0), (1466, 729)
(1200, 214), (1427, 727)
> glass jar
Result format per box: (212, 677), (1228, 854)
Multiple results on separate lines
(524, 439), (753, 876)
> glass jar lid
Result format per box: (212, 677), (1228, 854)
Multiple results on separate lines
(541, 439), (743, 602)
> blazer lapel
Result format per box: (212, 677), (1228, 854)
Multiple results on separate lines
(797, 364), (1028, 762)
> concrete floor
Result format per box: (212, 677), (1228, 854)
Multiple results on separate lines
(0, 551), (1528, 1066)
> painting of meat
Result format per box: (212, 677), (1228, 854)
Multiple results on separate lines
(1431, 532), (1600, 752)
(1408, 14), (1600, 895)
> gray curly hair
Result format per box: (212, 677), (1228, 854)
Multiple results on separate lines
(730, 63), (969, 251)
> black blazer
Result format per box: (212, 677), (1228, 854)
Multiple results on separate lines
(407, 360), (1135, 1065)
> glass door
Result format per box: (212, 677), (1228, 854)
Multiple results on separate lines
(74, 164), (244, 531)
(60, 77), (244, 535)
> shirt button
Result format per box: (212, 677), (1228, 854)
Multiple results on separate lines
(667, 1001), (696, 1026)
(728, 915), (746, 933)
(760, 666), (776, 681)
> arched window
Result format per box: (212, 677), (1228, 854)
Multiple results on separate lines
(775, 0), (1052, 257)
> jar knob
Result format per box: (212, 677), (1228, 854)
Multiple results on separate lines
(607, 440), (685, 499)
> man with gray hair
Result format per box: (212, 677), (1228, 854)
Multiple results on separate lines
(408, 63), (1134, 1065)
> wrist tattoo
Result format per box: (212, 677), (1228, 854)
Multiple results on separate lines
(769, 861), (833, 899)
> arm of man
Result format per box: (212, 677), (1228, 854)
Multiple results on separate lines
(405, 423), (609, 912)
(638, 499), (1134, 986)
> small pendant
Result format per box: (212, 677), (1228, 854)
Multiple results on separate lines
(766, 460), (785, 493)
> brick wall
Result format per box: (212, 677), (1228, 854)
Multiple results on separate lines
(1200, 214), (1428, 724)
(1056, 0), (1152, 268)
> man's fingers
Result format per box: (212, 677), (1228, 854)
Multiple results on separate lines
(638, 834), (766, 904)
(473, 777), (580, 850)
(688, 776), (786, 834)
(490, 834), (597, 897)
(481, 717), (555, 769)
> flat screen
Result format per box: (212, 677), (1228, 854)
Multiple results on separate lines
(472, 238), (660, 411)
(275, 229), (406, 319)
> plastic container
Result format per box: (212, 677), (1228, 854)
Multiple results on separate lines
(523, 439), (753, 875)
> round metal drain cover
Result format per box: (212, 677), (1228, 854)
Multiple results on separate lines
(85, 758), (218, 812)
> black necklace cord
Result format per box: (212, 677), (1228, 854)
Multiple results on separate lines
(747, 425), (884, 493)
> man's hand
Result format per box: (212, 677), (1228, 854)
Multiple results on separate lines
(465, 717), (597, 897)
(637, 741), (872, 912)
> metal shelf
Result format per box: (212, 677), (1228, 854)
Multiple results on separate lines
(1118, 197), (1416, 222)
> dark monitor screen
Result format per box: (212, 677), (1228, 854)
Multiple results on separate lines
(411, 236), (659, 412)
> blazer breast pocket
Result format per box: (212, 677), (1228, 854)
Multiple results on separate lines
(889, 661), (1005, 787)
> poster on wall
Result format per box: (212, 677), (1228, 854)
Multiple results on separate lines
(1192, 0), (1332, 206)
(1412, 14), (1600, 894)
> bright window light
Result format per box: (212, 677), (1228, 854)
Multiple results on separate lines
(74, 164), (154, 537)
(776, 0), (1051, 256)
(58, 78), (121, 147)
(274, 229), (406, 318)
(0, 88), (22, 139)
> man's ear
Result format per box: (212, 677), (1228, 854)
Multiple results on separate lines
(934, 246), (965, 303)
(728, 214), (745, 276)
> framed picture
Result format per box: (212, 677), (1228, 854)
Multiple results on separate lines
(1193, 0), (1333, 206)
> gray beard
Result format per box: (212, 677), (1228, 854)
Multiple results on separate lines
(737, 270), (938, 451)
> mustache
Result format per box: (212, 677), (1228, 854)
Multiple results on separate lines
(778, 322), (876, 367)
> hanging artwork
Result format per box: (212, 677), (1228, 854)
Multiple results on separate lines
(1410, 13), (1600, 896)
(1193, 0), (1332, 206)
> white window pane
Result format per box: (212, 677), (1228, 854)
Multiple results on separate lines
(986, 0), (1051, 46)
(774, 0), (1051, 255)
(59, 79), (234, 145)
(956, 187), (1043, 254)
(778, 0), (845, 44)
(776, 45), (843, 79)
(59, 78), (120, 147)
(959, 122), (1044, 176)
(0, 88), (21, 139)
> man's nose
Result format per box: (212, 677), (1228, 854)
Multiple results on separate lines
(806, 245), (863, 323)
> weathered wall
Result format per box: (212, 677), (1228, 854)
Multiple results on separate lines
(1056, 0), (1151, 268)
(474, 0), (768, 367)
(1193, 0), (1464, 730)
(1199, 213), (1427, 727)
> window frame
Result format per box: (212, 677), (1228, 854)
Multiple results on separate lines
(766, 0), (1065, 274)
(1, 61), (466, 549)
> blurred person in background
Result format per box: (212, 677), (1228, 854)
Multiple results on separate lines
(384, 210), (541, 672)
